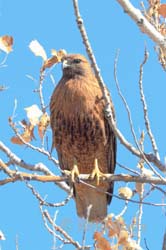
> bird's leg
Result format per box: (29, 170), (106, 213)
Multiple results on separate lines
(90, 158), (106, 185)
(64, 158), (80, 182)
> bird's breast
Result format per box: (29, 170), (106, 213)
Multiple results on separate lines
(50, 77), (108, 155)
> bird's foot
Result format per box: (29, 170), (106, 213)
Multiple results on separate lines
(64, 160), (80, 182)
(90, 158), (106, 185)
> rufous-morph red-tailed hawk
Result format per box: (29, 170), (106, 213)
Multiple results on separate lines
(50, 54), (116, 222)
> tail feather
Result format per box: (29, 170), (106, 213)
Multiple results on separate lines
(74, 183), (108, 222)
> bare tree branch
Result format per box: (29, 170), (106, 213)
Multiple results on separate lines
(40, 206), (68, 245)
(26, 181), (73, 207)
(42, 209), (90, 249)
(0, 142), (70, 193)
(72, 0), (166, 173)
(1, 160), (166, 186)
(115, 0), (166, 48)
(0, 141), (52, 174)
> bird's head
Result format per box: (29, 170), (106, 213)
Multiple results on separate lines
(61, 54), (93, 78)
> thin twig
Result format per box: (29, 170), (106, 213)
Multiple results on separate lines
(114, 50), (140, 150)
(139, 47), (160, 159)
(52, 210), (59, 250)
(162, 230), (166, 250)
(137, 181), (144, 245)
(0, 141), (53, 174)
(43, 210), (85, 249)
(0, 54), (8, 67)
(15, 235), (19, 250)
(26, 181), (73, 207)
(82, 205), (92, 250)
(79, 179), (166, 207)
(144, 238), (150, 250)
(40, 206), (67, 244)
(11, 99), (18, 120)
(8, 118), (60, 169)
(39, 69), (46, 112)
(117, 162), (140, 175)
(114, 50), (164, 180)
(115, 200), (129, 219)
(0, 142), (70, 193)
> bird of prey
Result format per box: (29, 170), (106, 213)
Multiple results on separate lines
(50, 54), (116, 222)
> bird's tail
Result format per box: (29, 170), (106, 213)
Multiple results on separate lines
(74, 182), (109, 222)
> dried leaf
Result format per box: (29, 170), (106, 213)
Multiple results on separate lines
(93, 232), (112, 250)
(29, 40), (47, 61)
(38, 112), (50, 139)
(159, 24), (166, 36)
(24, 104), (42, 126)
(42, 49), (67, 70)
(125, 238), (142, 249)
(118, 187), (133, 199)
(0, 230), (6, 240)
(108, 220), (121, 238)
(0, 35), (13, 53)
(11, 124), (35, 145)
(158, 4), (166, 18)
(118, 229), (129, 245)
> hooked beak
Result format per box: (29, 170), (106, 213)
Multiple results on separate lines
(62, 59), (70, 69)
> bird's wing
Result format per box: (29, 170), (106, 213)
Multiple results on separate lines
(104, 101), (117, 204)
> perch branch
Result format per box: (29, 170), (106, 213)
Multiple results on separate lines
(1, 161), (166, 186)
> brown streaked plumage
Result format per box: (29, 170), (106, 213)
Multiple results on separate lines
(50, 54), (116, 222)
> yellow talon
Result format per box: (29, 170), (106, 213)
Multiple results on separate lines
(90, 158), (106, 185)
(64, 159), (80, 182)
(70, 161), (80, 182)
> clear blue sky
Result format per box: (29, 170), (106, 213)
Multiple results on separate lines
(0, 1), (166, 249)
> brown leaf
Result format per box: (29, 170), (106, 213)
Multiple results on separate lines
(159, 24), (166, 36)
(93, 232), (112, 250)
(42, 49), (67, 70)
(0, 35), (13, 53)
(118, 230), (129, 245)
(106, 216), (125, 239)
(108, 220), (121, 238)
(38, 112), (50, 139)
(159, 4), (166, 18)
(125, 239), (141, 249)
(11, 124), (35, 145)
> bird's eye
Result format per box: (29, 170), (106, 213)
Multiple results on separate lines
(73, 59), (82, 64)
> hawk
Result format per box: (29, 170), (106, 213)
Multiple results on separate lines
(50, 54), (116, 222)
